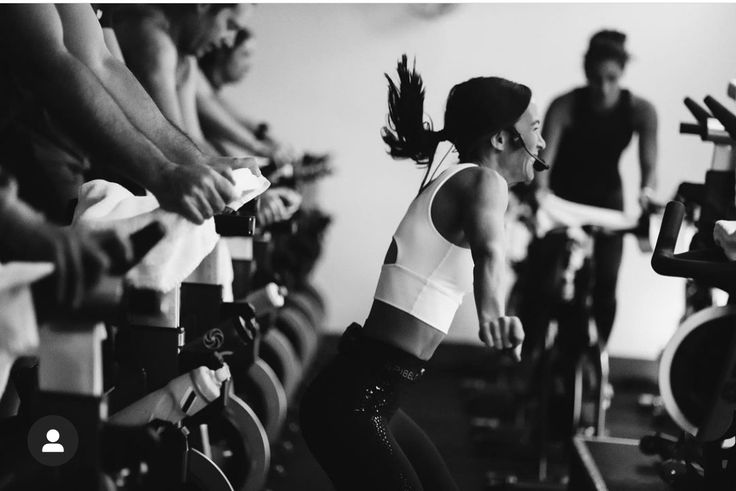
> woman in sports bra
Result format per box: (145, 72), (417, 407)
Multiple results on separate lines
(299, 55), (546, 491)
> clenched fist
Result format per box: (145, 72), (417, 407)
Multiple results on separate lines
(479, 316), (524, 361)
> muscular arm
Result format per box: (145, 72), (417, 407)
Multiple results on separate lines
(634, 96), (658, 192)
(196, 67), (272, 156)
(56, 4), (204, 167)
(110, 12), (186, 131)
(102, 28), (125, 63)
(462, 169), (509, 329)
(0, 5), (257, 224)
(0, 4), (177, 191)
(101, 9), (261, 176)
(460, 169), (524, 358)
(538, 94), (571, 191)
(178, 56), (221, 155)
(222, 98), (262, 134)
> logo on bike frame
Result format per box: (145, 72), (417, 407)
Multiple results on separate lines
(203, 329), (225, 350)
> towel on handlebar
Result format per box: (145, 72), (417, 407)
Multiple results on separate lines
(185, 240), (235, 301)
(536, 194), (639, 236)
(228, 168), (271, 211)
(73, 182), (218, 292)
(73, 169), (269, 292)
(0, 261), (54, 396)
(714, 220), (736, 261)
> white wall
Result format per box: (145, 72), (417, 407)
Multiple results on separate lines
(224, 3), (736, 359)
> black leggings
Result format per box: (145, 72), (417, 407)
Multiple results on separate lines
(519, 231), (623, 359)
(590, 233), (624, 345)
(299, 325), (459, 491)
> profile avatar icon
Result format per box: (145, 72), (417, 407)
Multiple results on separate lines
(41, 429), (64, 453)
(28, 415), (77, 466)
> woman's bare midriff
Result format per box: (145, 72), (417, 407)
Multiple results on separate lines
(362, 300), (445, 361)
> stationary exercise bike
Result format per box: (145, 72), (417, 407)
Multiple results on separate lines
(640, 92), (736, 490)
(485, 194), (655, 490)
(0, 222), (220, 491)
(646, 200), (736, 490)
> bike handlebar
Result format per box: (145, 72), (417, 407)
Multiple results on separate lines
(703, 95), (736, 141)
(214, 214), (256, 237)
(679, 122), (703, 137)
(684, 97), (712, 126)
(680, 97), (733, 144)
(33, 221), (166, 320)
(109, 221), (167, 275)
(652, 201), (736, 285)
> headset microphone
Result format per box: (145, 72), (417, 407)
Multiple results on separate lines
(508, 127), (549, 172)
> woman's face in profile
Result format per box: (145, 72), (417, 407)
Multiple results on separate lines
(586, 60), (624, 109)
(506, 102), (545, 184)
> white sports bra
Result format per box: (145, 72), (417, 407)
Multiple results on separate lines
(373, 163), (476, 334)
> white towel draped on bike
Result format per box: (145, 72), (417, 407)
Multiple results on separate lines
(0, 262), (54, 396)
(714, 220), (736, 261)
(535, 193), (639, 236)
(73, 169), (269, 292)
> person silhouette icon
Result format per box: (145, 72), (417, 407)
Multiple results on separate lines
(28, 415), (77, 466)
(41, 429), (64, 453)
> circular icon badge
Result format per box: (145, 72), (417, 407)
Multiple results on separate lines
(203, 328), (225, 350)
(27, 415), (79, 466)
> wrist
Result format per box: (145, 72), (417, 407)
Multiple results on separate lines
(178, 146), (207, 167)
(0, 200), (53, 261)
(147, 159), (179, 195)
(640, 186), (656, 198)
(164, 136), (206, 167)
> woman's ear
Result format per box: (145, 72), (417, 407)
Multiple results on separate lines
(490, 131), (505, 151)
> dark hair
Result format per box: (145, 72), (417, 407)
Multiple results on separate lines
(381, 55), (438, 167)
(209, 3), (239, 14)
(198, 27), (253, 81)
(231, 27), (252, 48)
(381, 54), (531, 166)
(584, 29), (629, 76)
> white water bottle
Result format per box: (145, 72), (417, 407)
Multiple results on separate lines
(110, 364), (231, 425)
(245, 282), (285, 314)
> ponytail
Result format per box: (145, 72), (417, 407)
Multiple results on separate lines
(381, 55), (444, 167)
